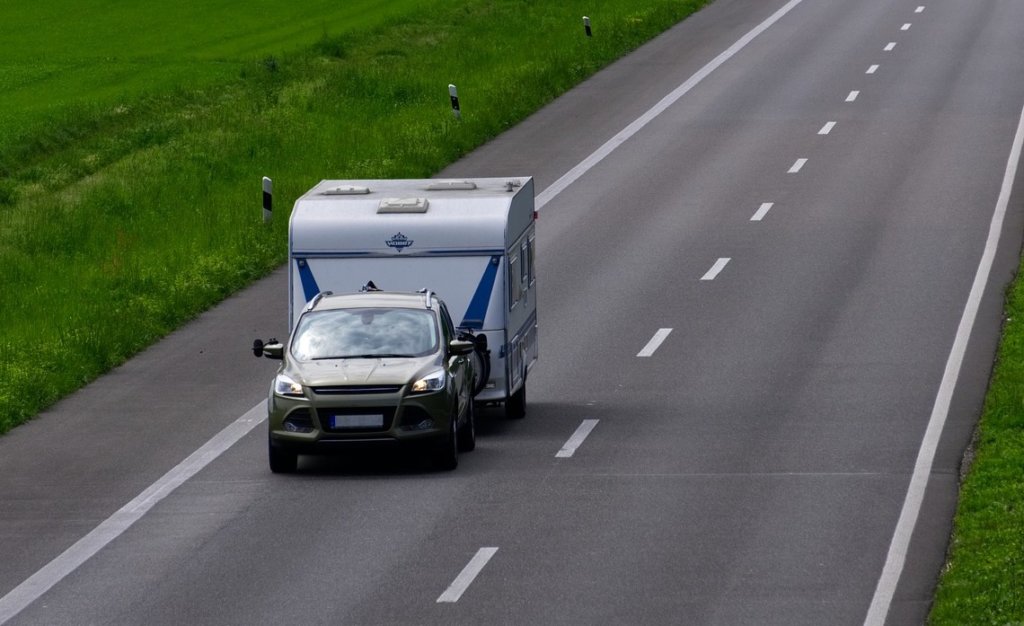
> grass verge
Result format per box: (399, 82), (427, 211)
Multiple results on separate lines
(929, 256), (1024, 623)
(0, 0), (709, 433)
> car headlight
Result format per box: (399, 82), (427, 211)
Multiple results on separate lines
(274, 373), (305, 397)
(410, 369), (445, 394)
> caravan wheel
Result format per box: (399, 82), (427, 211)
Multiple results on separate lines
(505, 382), (526, 420)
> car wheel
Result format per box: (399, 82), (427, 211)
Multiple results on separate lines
(457, 400), (476, 452)
(434, 407), (459, 471)
(505, 382), (526, 420)
(268, 438), (298, 474)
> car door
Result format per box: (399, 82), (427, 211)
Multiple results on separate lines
(439, 303), (470, 418)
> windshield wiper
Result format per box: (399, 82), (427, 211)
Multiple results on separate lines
(313, 353), (414, 360)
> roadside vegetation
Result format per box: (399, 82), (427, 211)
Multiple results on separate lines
(930, 260), (1024, 623)
(0, 0), (709, 433)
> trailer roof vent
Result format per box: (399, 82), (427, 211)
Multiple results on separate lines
(378, 197), (429, 213)
(322, 185), (370, 195)
(426, 180), (477, 191)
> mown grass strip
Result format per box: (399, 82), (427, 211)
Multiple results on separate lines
(0, 0), (709, 433)
(930, 258), (1024, 623)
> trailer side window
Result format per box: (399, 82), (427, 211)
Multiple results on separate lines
(527, 236), (536, 286)
(521, 242), (530, 285)
(509, 254), (521, 310)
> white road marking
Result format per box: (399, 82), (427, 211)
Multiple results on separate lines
(884, 42), (897, 51)
(788, 158), (808, 173)
(818, 121), (836, 135)
(901, 23), (912, 31)
(637, 328), (673, 357)
(437, 548), (499, 603)
(0, 403), (268, 625)
(701, 258), (731, 281)
(846, 90), (860, 102)
(863, 98), (1024, 626)
(556, 419), (600, 458)
(534, 0), (807, 210)
(867, 64), (879, 74)
(915, 6), (925, 13)
(751, 202), (774, 221)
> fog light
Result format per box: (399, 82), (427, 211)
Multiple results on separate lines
(283, 411), (314, 433)
(401, 418), (434, 432)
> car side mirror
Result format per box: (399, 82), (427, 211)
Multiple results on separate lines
(254, 338), (284, 359)
(449, 339), (474, 356)
(263, 342), (285, 360)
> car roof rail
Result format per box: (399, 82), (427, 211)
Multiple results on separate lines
(417, 288), (434, 309)
(305, 290), (334, 311)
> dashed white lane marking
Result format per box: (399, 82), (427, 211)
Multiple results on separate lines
(901, 23), (912, 30)
(637, 328), (673, 357)
(751, 202), (774, 221)
(788, 158), (808, 173)
(437, 547), (499, 603)
(556, 420), (600, 458)
(864, 95), (1024, 626)
(701, 258), (731, 281)
(915, 6), (924, 13)
(884, 42), (897, 51)
(0, 403), (268, 624)
(846, 90), (860, 102)
(819, 121), (837, 135)
(867, 64), (879, 74)
(534, 0), (807, 209)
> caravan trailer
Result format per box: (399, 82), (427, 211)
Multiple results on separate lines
(287, 177), (538, 416)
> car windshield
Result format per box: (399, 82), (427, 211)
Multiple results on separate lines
(290, 307), (439, 361)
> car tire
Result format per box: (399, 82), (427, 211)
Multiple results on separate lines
(269, 438), (298, 474)
(457, 400), (476, 452)
(434, 408), (459, 471)
(505, 382), (526, 420)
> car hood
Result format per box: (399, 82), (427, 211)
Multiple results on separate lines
(290, 355), (439, 387)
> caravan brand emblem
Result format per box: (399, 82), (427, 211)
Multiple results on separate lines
(385, 232), (414, 252)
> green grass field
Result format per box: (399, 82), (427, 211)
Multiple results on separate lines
(929, 257), (1024, 623)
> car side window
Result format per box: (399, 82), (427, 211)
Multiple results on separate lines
(438, 303), (455, 341)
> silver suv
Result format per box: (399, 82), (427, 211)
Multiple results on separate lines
(255, 290), (476, 472)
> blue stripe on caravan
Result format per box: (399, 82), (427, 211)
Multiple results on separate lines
(296, 259), (321, 303)
(460, 255), (501, 330)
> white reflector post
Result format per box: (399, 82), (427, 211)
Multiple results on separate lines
(449, 84), (461, 119)
(262, 176), (272, 223)
(583, 16), (592, 37)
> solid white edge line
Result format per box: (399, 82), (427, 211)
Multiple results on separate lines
(847, 91), (860, 102)
(751, 202), (774, 221)
(819, 121), (836, 135)
(637, 328), (673, 357)
(556, 419), (600, 458)
(863, 99), (1024, 626)
(788, 158), (808, 173)
(437, 547), (499, 603)
(0, 402), (268, 625)
(884, 42), (897, 51)
(701, 258), (731, 281)
(534, 0), (807, 210)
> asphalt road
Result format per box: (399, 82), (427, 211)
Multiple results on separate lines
(3, 0), (1024, 624)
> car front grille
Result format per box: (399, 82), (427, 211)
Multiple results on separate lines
(311, 385), (403, 395)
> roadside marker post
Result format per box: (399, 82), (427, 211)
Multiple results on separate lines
(583, 16), (592, 37)
(262, 176), (272, 223)
(449, 84), (461, 119)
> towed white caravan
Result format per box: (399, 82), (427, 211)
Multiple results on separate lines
(288, 177), (538, 416)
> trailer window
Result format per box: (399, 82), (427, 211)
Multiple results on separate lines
(527, 236), (536, 286)
(509, 254), (521, 310)
(521, 242), (530, 285)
